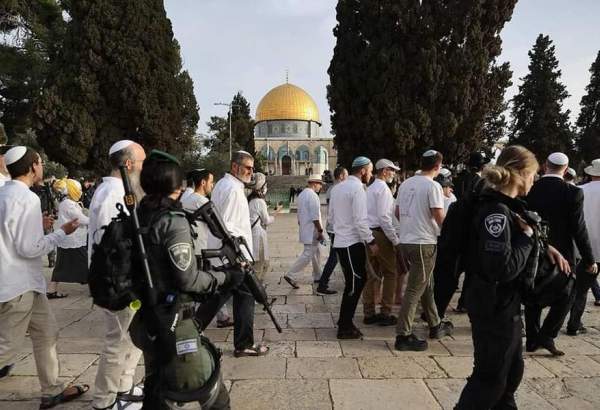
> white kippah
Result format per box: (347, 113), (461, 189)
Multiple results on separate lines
(4, 146), (27, 166)
(439, 168), (451, 178)
(548, 152), (568, 166)
(423, 149), (438, 157)
(108, 140), (135, 156)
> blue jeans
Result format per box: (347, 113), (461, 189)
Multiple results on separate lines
(592, 278), (600, 301)
(319, 233), (337, 288)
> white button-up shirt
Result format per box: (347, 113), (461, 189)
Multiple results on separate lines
(181, 192), (210, 255)
(330, 175), (374, 248)
(581, 181), (600, 261)
(367, 178), (400, 246)
(87, 176), (125, 264)
(0, 180), (67, 302)
(296, 187), (321, 244)
(208, 173), (253, 260)
(56, 198), (89, 248)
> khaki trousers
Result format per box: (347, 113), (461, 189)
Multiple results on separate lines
(93, 307), (142, 408)
(0, 291), (63, 397)
(396, 244), (441, 336)
(363, 230), (398, 316)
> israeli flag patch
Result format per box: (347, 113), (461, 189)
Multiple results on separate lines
(176, 338), (198, 355)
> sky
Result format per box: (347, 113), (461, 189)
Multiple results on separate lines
(164, 0), (600, 137)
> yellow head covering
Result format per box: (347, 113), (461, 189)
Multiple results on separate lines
(53, 178), (67, 193)
(65, 179), (82, 202)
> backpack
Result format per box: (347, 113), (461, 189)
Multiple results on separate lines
(88, 204), (143, 311)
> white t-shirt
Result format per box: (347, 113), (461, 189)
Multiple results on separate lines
(581, 181), (600, 261)
(181, 192), (209, 254)
(395, 175), (444, 244)
(443, 192), (457, 214)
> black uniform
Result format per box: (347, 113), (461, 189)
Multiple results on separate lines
(525, 176), (593, 345)
(31, 183), (59, 266)
(456, 189), (535, 409)
(129, 197), (231, 410)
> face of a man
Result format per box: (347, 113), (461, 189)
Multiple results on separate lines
(0, 155), (7, 175)
(381, 167), (396, 183)
(233, 158), (255, 183)
(340, 170), (348, 181)
(32, 155), (44, 184)
(203, 174), (215, 194)
(361, 163), (373, 184)
(128, 144), (146, 174)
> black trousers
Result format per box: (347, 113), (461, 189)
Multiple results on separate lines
(433, 251), (461, 318)
(335, 242), (367, 330)
(455, 314), (523, 410)
(195, 282), (256, 351)
(319, 233), (338, 288)
(524, 282), (574, 345)
(567, 263), (599, 332)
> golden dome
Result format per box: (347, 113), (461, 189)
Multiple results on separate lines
(255, 83), (320, 124)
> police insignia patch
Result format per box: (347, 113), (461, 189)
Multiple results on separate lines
(484, 213), (507, 238)
(168, 243), (193, 271)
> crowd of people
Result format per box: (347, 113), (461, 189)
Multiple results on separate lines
(0, 140), (600, 409)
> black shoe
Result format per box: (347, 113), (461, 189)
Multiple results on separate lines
(283, 275), (300, 289)
(525, 340), (539, 352)
(394, 334), (428, 351)
(378, 314), (398, 326)
(337, 327), (363, 340)
(363, 313), (383, 325)
(316, 286), (337, 295)
(539, 339), (564, 356)
(0, 364), (13, 379)
(453, 306), (468, 314)
(429, 320), (454, 339)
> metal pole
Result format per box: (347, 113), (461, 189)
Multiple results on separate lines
(229, 104), (233, 162)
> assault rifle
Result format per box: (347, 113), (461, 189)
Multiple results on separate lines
(193, 201), (283, 333)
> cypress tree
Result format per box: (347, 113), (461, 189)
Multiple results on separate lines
(576, 51), (600, 163)
(34, 0), (199, 173)
(509, 34), (574, 160)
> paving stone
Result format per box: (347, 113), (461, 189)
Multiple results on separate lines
(271, 303), (306, 314)
(229, 379), (331, 410)
(356, 326), (396, 340)
(263, 328), (316, 342)
(0, 401), (89, 409)
(222, 356), (286, 380)
(225, 329), (264, 343)
(440, 339), (474, 356)
(53, 309), (93, 330)
(267, 285), (314, 296)
(339, 340), (393, 357)
(315, 328), (339, 341)
(330, 379), (441, 410)
(286, 358), (361, 379)
(434, 356), (555, 379)
(286, 295), (324, 305)
(264, 341), (296, 358)
(0, 376), (72, 400)
(253, 313), (287, 329)
(288, 313), (334, 328)
(202, 329), (231, 342)
(306, 303), (339, 313)
(296, 341), (342, 357)
(535, 355), (600, 377)
(358, 356), (446, 379)
(12, 354), (97, 377)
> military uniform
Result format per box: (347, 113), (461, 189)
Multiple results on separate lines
(456, 189), (535, 409)
(130, 197), (231, 410)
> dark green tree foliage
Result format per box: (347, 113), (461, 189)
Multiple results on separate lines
(576, 51), (600, 163)
(509, 34), (574, 160)
(480, 62), (512, 158)
(0, 0), (66, 139)
(328, 0), (516, 169)
(34, 0), (199, 173)
(205, 92), (255, 155)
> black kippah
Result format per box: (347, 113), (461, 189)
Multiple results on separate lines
(148, 149), (180, 165)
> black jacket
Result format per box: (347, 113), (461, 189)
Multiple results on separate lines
(454, 170), (484, 200)
(526, 176), (594, 267)
(466, 189), (535, 321)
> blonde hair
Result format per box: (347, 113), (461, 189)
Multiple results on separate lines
(483, 145), (539, 191)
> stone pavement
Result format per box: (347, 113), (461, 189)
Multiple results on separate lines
(3, 212), (600, 409)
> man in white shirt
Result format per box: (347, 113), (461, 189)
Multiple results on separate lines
(283, 175), (324, 289)
(196, 151), (269, 357)
(0, 146), (86, 407)
(567, 159), (600, 335)
(0, 145), (12, 187)
(88, 140), (146, 410)
(330, 156), (379, 339)
(394, 150), (453, 352)
(363, 159), (401, 326)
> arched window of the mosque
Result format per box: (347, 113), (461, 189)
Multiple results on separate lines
(314, 146), (327, 164)
(268, 124), (272, 134)
(297, 145), (310, 161)
(293, 124), (298, 133)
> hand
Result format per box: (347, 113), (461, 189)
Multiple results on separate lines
(60, 219), (80, 235)
(369, 243), (379, 256)
(42, 212), (54, 231)
(586, 262), (598, 275)
(317, 232), (325, 242)
(274, 204), (283, 213)
(223, 267), (245, 289)
(546, 245), (571, 274)
(515, 215), (533, 236)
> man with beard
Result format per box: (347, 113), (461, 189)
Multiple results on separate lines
(329, 156), (379, 339)
(196, 151), (269, 357)
(88, 140), (146, 410)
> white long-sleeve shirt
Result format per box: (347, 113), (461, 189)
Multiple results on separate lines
(0, 180), (67, 302)
(330, 175), (374, 248)
(56, 198), (89, 249)
(208, 173), (253, 260)
(87, 176), (125, 265)
(367, 178), (400, 246)
(297, 188), (321, 244)
(181, 192), (210, 254)
(0, 173), (9, 188)
(581, 181), (600, 261)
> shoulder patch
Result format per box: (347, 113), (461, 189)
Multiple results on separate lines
(168, 242), (193, 271)
(484, 213), (507, 238)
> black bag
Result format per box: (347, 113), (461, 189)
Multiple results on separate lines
(88, 204), (142, 311)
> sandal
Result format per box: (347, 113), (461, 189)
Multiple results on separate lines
(233, 344), (270, 357)
(40, 384), (89, 409)
(216, 318), (234, 328)
(46, 292), (68, 300)
(283, 275), (299, 289)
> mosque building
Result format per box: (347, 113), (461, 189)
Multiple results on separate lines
(254, 82), (337, 176)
